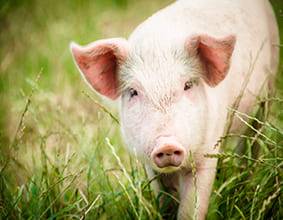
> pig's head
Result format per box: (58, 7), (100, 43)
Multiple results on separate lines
(71, 34), (236, 173)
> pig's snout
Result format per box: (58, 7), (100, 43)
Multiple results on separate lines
(151, 136), (185, 169)
(152, 145), (184, 168)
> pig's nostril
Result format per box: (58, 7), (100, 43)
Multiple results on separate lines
(174, 150), (182, 155)
(156, 152), (164, 158)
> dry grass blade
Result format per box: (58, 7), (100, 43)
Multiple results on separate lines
(10, 68), (43, 149)
(216, 172), (246, 196)
(82, 91), (119, 124)
(112, 172), (139, 219)
(105, 137), (158, 219)
(232, 109), (277, 145)
(204, 153), (267, 165)
(79, 194), (101, 220)
(223, 40), (266, 138)
(250, 185), (260, 220)
(189, 151), (199, 220)
(39, 170), (83, 218)
(256, 187), (281, 220)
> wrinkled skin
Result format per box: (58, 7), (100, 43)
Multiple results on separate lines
(71, 0), (279, 219)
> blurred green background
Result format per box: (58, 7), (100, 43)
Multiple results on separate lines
(0, 0), (282, 219)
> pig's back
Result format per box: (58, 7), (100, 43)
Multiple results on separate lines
(130, 0), (272, 44)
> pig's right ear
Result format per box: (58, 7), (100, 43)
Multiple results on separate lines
(186, 35), (236, 87)
(70, 38), (129, 100)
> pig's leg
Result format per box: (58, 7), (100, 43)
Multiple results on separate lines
(178, 158), (218, 220)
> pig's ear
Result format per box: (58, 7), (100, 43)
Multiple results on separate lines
(187, 35), (236, 87)
(70, 38), (128, 99)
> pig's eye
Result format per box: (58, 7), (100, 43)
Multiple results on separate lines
(184, 80), (193, 91)
(129, 88), (138, 98)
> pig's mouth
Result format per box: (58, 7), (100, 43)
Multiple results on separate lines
(151, 163), (186, 174)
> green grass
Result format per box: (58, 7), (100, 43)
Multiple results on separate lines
(0, 0), (282, 219)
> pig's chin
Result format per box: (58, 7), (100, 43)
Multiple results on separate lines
(150, 162), (185, 174)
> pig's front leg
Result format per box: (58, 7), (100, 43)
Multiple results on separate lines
(178, 157), (218, 220)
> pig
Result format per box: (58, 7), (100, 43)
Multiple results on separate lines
(70, 0), (279, 219)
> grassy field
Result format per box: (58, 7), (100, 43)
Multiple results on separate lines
(0, 0), (282, 219)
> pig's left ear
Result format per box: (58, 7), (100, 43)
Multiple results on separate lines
(70, 38), (128, 100)
(187, 35), (236, 87)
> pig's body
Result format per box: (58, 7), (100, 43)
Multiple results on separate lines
(71, 0), (279, 219)
(124, 2), (279, 218)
